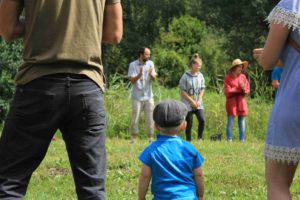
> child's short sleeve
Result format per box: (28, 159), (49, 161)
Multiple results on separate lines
(138, 146), (153, 167)
(179, 74), (187, 91)
(193, 152), (204, 169)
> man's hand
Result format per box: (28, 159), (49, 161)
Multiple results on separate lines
(148, 67), (153, 76)
(253, 48), (264, 62)
(148, 67), (156, 81)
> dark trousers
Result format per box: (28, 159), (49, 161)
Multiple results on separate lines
(0, 74), (107, 200)
(185, 109), (205, 141)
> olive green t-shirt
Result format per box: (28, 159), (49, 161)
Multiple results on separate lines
(15, 0), (120, 91)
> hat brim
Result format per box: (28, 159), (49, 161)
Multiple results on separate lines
(229, 61), (248, 71)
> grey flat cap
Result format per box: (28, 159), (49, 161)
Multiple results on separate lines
(153, 99), (188, 128)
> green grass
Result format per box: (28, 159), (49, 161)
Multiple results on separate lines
(25, 138), (300, 199)
(2, 86), (296, 199)
(105, 86), (272, 141)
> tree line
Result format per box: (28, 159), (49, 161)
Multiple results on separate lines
(0, 0), (279, 124)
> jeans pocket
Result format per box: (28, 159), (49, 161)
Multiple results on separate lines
(81, 89), (107, 130)
(7, 87), (55, 131)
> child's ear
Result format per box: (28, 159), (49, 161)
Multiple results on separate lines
(179, 121), (187, 131)
(155, 123), (161, 131)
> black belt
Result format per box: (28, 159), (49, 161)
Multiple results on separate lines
(43, 73), (88, 79)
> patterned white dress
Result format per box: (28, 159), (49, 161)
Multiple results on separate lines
(264, 0), (300, 164)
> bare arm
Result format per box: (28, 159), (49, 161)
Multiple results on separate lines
(271, 80), (280, 89)
(194, 167), (204, 200)
(0, 0), (25, 42)
(148, 67), (156, 81)
(138, 164), (151, 200)
(129, 67), (143, 84)
(129, 74), (142, 84)
(253, 23), (289, 70)
(197, 90), (204, 105)
(102, 2), (123, 44)
(181, 90), (197, 109)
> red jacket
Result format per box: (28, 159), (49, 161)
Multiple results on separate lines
(224, 73), (250, 116)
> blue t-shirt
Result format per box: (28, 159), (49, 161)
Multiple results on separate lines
(271, 67), (283, 98)
(139, 135), (204, 200)
(271, 67), (283, 82)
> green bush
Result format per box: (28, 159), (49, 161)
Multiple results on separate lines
(153, 15), (230, 91)
(0, 39), (23, 124)
(153, 50), (186, 87)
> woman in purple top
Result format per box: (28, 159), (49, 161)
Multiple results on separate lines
(253, 0), (300, 199)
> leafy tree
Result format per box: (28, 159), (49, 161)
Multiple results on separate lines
(104, 0), (189, 80)
(153, 15), (229, 89)
(196, 0), (279, 97)
(0, 38), (23, 124)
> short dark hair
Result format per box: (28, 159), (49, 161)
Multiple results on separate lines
(138, 47), (148, 57)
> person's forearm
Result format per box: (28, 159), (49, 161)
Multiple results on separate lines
(198, 90), (204, 101)
(257, 24), (289, 70)
(1, 19), (25, 41)
(0, 0), (25, 42)
(195, 175), (204, 199)
(138, 177), (150, 200)
(181, 91), (195, 105)
(149, 73), (156, 81)
(102, 3), (123, 44)
(129, 74), (142, 84)
(11, 17), (25, 40)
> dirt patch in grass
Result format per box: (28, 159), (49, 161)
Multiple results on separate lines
(48, 167), (71, 176)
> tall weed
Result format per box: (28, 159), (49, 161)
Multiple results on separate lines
(105, 83), (272, 141)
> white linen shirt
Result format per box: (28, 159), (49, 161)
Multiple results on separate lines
(128, 59), (156, 101)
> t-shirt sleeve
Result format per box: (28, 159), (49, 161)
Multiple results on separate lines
(200, 74), (205, 90)
(179, 74), (187, 91)
(267, 0), (300, 31)
(193, 152), (204, 169)
(271, 68), (281, 81)
(106, 0), (121, 5)
(128, 64), (137, 78)
(149, 61), (157, 76)
(138, 147), (152, 167)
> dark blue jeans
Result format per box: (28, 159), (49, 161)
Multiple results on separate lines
(0, 74), (107, 200)
(185, 109), (205, 141)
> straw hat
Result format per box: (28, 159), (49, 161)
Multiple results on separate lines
(229, 59), (249, 71)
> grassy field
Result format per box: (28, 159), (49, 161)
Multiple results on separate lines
(105, 85), (272, 141)
(25, 138), (300, 200)
(2, 87), (299, 199)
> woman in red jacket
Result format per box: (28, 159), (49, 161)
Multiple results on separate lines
(224, 59), (250, 142)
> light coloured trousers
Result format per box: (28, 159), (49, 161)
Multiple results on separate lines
(130, 99), (154, 137)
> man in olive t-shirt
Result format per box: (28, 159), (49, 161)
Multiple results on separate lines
(0, 0), (122, 199)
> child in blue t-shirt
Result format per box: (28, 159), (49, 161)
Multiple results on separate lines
(271, 66), (283, 99)
(138, 99), (204, 200)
